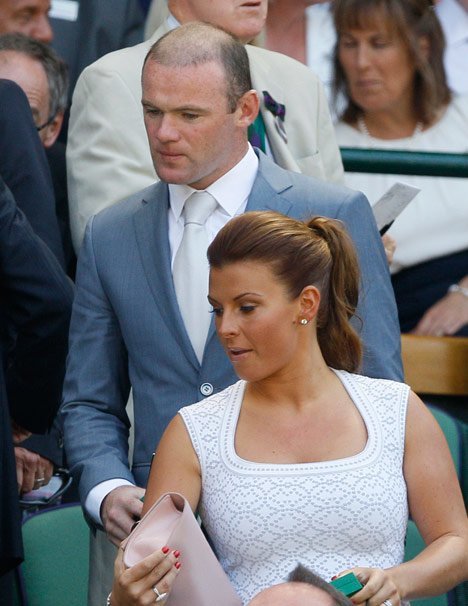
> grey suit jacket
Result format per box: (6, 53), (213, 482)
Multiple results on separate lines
(61, 152), (402, 505)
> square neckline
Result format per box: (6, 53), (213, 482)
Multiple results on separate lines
(220, 369), (382, 475)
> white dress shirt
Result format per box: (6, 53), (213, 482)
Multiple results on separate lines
(85, 145), (259, 524)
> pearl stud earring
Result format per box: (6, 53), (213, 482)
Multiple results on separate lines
(300, 318), (309, 325)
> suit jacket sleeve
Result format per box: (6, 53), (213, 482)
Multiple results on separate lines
(0, 177), (73, 434)
(61, 216), (134, 503)
(67, 52), (156, 251)
(0, 80), (65, 267)
(336, 190), (403, 381)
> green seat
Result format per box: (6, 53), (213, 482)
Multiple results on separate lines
(404, 406), (466, 606)
(15, 504), (89, 606)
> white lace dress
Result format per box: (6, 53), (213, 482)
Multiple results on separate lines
(179, 370), (410, 605)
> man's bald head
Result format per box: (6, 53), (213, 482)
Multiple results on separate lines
(250, 582), (337, 606)
(144, 21), (252, 112)
(0, 0), (52, 43)
(249, 566), (354, 606)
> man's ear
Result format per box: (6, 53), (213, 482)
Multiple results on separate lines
(236, 89), (260, 128)
(41, 111), (64, 148)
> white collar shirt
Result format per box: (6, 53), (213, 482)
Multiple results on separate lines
(167, 144), (259, 267)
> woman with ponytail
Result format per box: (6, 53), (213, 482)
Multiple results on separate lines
(114, 212), (468, 606)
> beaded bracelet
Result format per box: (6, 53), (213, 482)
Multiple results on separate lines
(106, 592), (112, 606)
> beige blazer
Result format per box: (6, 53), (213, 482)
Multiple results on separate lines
(67, 22), (344, 250)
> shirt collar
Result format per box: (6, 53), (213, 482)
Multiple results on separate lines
(167, 13), (180, 31)
(168, 144), (259, 221)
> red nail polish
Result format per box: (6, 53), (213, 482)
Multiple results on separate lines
(175, 561), (181, 569)
(331, 576), (337, 581)
(173, 550), (181, 558)
(162, 546), (170, 554)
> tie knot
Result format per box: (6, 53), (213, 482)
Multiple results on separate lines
(183, 191), (217, 226)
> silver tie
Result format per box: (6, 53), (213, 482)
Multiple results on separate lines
(173, 191), (218, 363)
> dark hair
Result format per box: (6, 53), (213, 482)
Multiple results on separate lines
(332, 0), (451, 125)
(143, 22), (252, 112)
(288, 565), (353, 606)
(0, 33), (68, 118)
(207, 211), (362, 373)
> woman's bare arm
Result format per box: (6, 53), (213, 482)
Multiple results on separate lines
(143, 414), (202, 515)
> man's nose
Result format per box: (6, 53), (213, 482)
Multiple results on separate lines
(32, 15), (54, 44)
(155, 115), (180, 142)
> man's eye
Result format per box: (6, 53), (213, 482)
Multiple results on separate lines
(182, 113), (198, 120)
(16, 11), (33, 24)
(145, 108), (161, 116)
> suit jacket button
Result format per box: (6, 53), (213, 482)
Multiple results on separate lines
(200, 382), (214, 397)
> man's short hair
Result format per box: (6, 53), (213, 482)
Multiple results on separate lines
(288, 565), (354, 606)
(0, 32), (68, 118)
(143, 22), (252, 112)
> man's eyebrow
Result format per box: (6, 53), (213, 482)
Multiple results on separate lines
(141, 100), (209, 113)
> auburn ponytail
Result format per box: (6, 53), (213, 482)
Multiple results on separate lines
(306, 217), (362, 372)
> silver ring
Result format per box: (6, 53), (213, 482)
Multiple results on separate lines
(383, 600), (393, 606)
(153, 586), (168, 603)
(34, 477), (45, 486)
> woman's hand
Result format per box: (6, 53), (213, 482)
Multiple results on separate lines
(109, 543), (181, 605)
(333, 568), (401, 606)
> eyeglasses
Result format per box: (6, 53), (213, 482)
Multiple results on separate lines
(36, 112), (56, 131)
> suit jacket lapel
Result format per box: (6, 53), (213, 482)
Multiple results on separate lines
(246, 152), (294, 215)
(246, 46), (301, 173)
(133, 183), (200, 370)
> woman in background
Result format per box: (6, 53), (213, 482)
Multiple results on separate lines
(332, 0), (468, 336)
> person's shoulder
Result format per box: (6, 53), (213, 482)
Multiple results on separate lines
(80, 38), (152, 80)
(0, 79), (30, 114)
(333, 119), (363, 144)
(257, 152), (363, 208)
(246, 45), (320, 83)
(444, 95), (468, 126)
(91, 182), (163, 229)
(78, 21), (168, 81)
(179, 381), (243, 417)
(338, 370), (409, 394)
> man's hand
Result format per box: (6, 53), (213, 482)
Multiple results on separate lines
(11, 420), (32, 443)
(412, 289), (468, 336)
(15, 448), (54, 493)
(381, 234), (396, 266)
(101, 485), (145, 546)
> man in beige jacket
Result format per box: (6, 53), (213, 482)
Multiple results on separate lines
(67, 0), (344, 251)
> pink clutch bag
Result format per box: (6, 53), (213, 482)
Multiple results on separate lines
(123, 492), (242, 606)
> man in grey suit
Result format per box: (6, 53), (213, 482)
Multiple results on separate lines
(62, 22), (402, 602)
